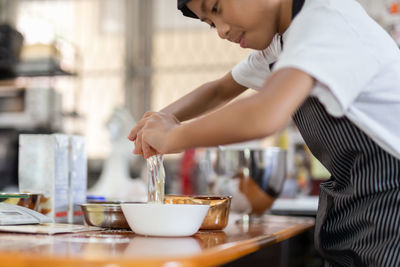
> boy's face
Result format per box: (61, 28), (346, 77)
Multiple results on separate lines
(186, 0), (281, 50)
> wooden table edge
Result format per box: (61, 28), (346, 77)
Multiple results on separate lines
(0, 218), (314, 267)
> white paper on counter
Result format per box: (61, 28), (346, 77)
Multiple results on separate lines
(0, 223), (102, 235)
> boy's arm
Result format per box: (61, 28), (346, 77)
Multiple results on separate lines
(161, 71), (247, 121)
(140, 68), (314, 156)
(128, 71), (247, 142)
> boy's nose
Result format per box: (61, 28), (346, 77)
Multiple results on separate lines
(216, 21), (230, 40)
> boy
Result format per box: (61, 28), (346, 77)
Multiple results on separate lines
(129, 0), (400, 265)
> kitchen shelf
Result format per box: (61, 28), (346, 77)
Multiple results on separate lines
(15, 69), (77, 77)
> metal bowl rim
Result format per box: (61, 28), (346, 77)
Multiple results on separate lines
(81, 201), (148, 212)
(216, 146), (285, 152)
(81, 203), (122, 212)
(165, 195), (232, 200)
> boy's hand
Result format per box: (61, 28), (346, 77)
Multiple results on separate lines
(128, 111), (180, 157)
(128, 111), (155, 141)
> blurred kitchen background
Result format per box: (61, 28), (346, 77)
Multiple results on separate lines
(0, 0), (399, 199)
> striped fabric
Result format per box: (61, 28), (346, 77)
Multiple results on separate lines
(292, 97), (400, 266)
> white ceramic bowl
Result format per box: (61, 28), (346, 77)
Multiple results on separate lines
(120, 203), (209, 237)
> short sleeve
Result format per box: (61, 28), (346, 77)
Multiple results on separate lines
(273, 3), (380, 114)
(231, 51), (270, 90)
(232, 35), (283, 90)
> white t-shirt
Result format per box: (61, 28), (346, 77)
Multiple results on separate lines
(232, 0), (400, 160)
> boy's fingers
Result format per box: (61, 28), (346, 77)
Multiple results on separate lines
(134, 132), (143, 155)
(128, 124), (141, 141)
(133, 140), (138, 154)
(127, 114), (154, 140)
(128, 120), (146, 141)
(145, 147), (159, 159)
(143, 111), (154, 118)
(142, 133), (157, 158)
(149, 147), (158, 157)
(128, 112), (154, 140)
(142, 142), (151, 159)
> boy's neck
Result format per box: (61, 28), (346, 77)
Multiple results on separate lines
(278, 0), (293, 35)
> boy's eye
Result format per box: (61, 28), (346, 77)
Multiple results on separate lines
(211, 1), (219, 13)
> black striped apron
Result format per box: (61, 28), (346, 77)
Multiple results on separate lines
(292, 97), (400, 266)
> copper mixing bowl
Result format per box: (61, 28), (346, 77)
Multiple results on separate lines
(164, 195), (232, 230)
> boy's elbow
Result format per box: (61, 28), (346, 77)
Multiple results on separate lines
(260, 119), (287, 137)
(240, 116), (285, 140)
(253, 110), (290, 139)
(239, 96), (292, 140)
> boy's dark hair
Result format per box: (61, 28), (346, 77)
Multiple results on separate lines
(177, 0), (198, 19)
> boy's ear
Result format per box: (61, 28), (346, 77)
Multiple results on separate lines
(177, 0), (199, 19)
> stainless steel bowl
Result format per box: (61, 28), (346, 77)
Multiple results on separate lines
(81, 202), (133, 229)
(0, 193), (42, 211)
(211, 147), (287, 215)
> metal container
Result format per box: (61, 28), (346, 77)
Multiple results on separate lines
(211, 147), (287, 215)
(164, 195), (232, 230)
(0, 193), (42, 211)
(81, 202), (132, 229)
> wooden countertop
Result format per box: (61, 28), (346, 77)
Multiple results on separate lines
(0, 214), (314, 267)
